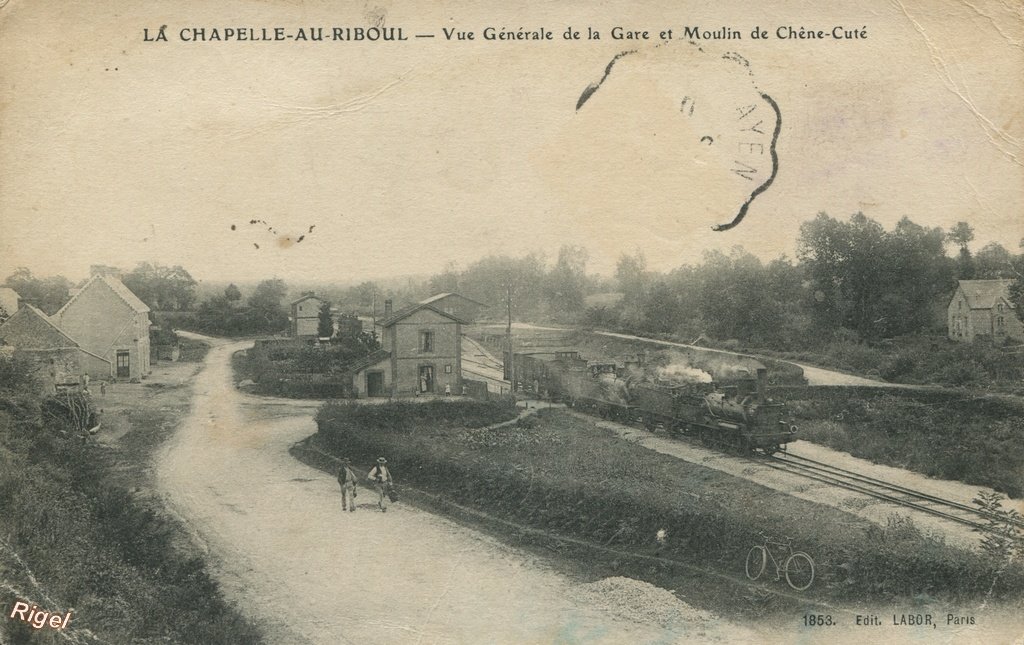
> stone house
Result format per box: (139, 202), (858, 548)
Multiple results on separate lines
(51, 275), (151, 379)
(0, 305), (111, 390)
(948, 279), (1024, 343)
(350, 299), (466, 397)
(290, 293), (324, 338)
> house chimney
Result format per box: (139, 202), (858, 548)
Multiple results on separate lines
(384, 299), (393, 317)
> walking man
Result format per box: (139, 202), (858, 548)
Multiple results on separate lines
(337, 458), (358, 512)
(367, 457), (393, 512)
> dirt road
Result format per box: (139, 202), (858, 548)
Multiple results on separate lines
(155, 338), (749, 644)
(476, 324), (903, 387)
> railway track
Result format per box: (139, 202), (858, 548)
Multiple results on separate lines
(581, 408), (1023, 541)
(760, 451), (1024, 538)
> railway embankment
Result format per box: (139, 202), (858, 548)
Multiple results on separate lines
(297, 400), (1024, 616)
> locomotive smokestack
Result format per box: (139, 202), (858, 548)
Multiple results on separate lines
(756, 367), (767, 401)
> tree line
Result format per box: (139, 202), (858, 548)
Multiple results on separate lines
(3, 212), (1019, 347)
(417, 213), (1023, 349)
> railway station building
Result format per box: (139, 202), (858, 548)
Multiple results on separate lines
(350, 297), (468, 398)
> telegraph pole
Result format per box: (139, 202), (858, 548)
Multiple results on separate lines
(505, 281), (515, 392)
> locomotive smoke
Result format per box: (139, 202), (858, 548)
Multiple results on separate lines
(656, 363), (713, 383)
(597, 374), (631, 404)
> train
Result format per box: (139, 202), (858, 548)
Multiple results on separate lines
(509, 349), (797, 455)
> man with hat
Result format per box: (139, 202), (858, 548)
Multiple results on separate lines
(337, 458), (358, 512)
(366, 457), (394, 512)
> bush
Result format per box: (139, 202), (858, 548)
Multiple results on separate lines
(0, 388), (262, 643)
(781, 386), (1024, 497)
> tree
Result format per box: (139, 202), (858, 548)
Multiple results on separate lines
(641, 279), (684, 334)
(947, 221), (975, 249)
(545, 245), (589, 314)
(975, 242), (1015, 278)
(798, 213), (950, 338)
(3, 268), (71, 314)
(1007, 242), (1024, 313)
(694, 247), (785, 343)
(224, 283), (242, 302)
(456, 253), (547, 317)
(428, 261), (460, 294)
(247, 279), (288, 332)
(331, 313), (381, 363)
(884, 217), (951, 334)
(948, 222), (976, 280)
(317, 301), (334, 338)
(615, 250), (647, 302)
(188, 279), (289, 336)
(798, 213), (888, 337)
(122, 262), (197, 311)
(614, 250), (649, 328)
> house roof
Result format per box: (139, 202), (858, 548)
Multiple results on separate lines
(0, 304), (81, 349)
(957, 279), (1015, 310)
(378, 302), (468, 327)
(418, 292), (489, 308)
(55, 275), (150, 317)
(347, 349), (391, 373)
(291, 294), (323, 306)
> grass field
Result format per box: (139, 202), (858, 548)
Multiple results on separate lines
(310, 401), (1024, 607)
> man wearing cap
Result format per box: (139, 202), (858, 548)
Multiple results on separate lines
(337, 458), (358, 512)
(367, 457), (394, 512)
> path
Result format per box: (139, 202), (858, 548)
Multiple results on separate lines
(155, 336), (750, 644)
(594, 331), (899, 387)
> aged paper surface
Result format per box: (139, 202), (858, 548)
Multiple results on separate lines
(1, 0), (1022, 644)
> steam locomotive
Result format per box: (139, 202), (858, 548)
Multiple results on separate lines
(511, 350), (797, 455)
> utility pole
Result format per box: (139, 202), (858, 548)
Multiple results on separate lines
(505, 281), (515, 392)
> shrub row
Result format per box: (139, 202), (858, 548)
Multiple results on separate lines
(252, 373), (353, 399)
(739, 335), (1024, 392)
(779, 386), (1024, 497)
(313, 403), (1023, 603)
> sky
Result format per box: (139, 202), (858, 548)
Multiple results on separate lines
(1, 0), (1021, 284)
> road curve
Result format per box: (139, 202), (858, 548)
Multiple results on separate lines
(155, 337), (738, 644)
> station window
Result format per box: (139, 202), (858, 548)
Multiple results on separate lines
(420, 330), (434, 352)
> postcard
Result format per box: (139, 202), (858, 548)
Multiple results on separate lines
(1, 1), (1021, 643)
